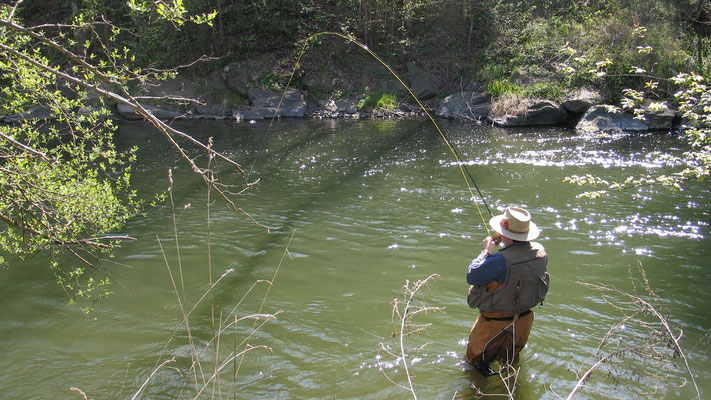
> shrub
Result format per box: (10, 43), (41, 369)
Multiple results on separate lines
(358, 90), (399, 111)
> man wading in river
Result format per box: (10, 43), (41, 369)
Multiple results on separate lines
(465, 206), (549, 375)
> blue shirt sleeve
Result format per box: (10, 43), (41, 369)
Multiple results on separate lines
(466, 251), (507, 287)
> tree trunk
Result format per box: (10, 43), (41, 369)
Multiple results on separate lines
(69, 1), (86, 55)
(403, 0), (413, 33)
(693, 0), (708, 74)
(361, 0), (377, 48)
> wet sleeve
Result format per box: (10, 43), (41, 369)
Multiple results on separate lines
(466, 251), (506, 287)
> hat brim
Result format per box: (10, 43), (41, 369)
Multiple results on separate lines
(489, 214), (540, 241)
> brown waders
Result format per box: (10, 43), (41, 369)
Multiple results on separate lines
(465, 309), (534, 376)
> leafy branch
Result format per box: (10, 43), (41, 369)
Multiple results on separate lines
(0, 1), (265, 311)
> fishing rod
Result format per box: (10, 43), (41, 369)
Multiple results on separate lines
(275, 32), (496, 238)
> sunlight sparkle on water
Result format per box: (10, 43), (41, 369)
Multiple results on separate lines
(634, 248), (653, 256)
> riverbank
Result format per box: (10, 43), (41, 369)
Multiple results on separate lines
(0, 66), (681, 136)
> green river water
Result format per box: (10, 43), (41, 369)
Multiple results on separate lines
(1, 119), (710, 399)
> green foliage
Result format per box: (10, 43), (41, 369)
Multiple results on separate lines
(670, 73), (711, 182)
(562, 22), (711, 197)
(0, 1), (220, 311)
(486, 80), (523, 97)
(357, 90), (399, 111)
(258, 71), (282, 91)
(476, 63), (509, 82)
(0, 6), (143, 311)
(523, 81), (566, 101)
(555, 8), (695, 98)
(127, 0), (216, 27)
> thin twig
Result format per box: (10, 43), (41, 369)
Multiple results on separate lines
(130, 358), (176, 400)
(565, 353), (614, 400)
(233, 230), (295, 382)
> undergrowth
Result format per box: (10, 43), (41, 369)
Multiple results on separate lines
(358, 90), (400, 111)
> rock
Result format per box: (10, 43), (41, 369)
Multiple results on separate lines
(576, 105), (648, 134)
(303, 73), (335, 93)
(223, 63), (258, 97)
(398, 103), (413, 112)
(641, 101), (676, 130)
(319, 99), (339, 113)
(248, 87), (307, 118)
(463, 80), (487, 93)
(335, 99), (359, 114)
(407, 62), (439, 100)
(3, 105), (55, 122)
(145, 75), (199, 99)
(562, 87), (603, 113)
(435, 91), (490, 120)
(313, 98), (360, 118)
(206, 70), (227, 92)
(491, 100), (567, 127)
(233, 109), (264, 122)
(116, 103), (185, 120)
(195, 100), (230, 118)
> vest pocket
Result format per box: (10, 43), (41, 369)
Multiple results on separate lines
(514, 272), (549, 309)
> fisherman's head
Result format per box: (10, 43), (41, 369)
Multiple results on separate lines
(489, 207), (540, 243)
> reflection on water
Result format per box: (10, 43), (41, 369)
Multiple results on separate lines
(0, 119), (709, 399)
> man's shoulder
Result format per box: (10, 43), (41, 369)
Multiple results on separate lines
(487, 251), (506, 261)
(502, 241), (547, 258)
(530, 241), (547, 258)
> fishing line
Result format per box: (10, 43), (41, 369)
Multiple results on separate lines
(275, 32), (495, 236)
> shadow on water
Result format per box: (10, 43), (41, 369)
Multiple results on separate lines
(6, 118), (703, 399)
(210, 119), (439, 301)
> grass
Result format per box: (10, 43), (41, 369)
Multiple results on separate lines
(490, 94), (534, 117)
(486, 80), (523, 97)
(357, 90), (400, 111)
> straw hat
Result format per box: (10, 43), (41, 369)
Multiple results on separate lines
(489, 207), (540, 241)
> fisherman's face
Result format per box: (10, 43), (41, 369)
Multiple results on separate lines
(501, 236), (514, 246)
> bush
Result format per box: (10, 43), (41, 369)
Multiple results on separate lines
(358, 90), (399, 111)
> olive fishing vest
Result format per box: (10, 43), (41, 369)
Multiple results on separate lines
(478, 242), (549, 314)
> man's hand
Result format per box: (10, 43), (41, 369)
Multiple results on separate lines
(481, 236), (496, 254)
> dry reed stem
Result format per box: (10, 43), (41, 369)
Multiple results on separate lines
(69, 387), (88, 400)
(568, 262), (702, 400)
(156, 235), (205, 394)
(130, 358), (176, 400)
(232, 230), (295, 386)
(379, 274), (443, 399)
(565, 352), (615, 400)
(140, 186), (285, 399)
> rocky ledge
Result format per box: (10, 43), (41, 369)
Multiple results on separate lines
(1, 62), (681, 135)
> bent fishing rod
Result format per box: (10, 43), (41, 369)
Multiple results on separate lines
(275, 32), (497, 238)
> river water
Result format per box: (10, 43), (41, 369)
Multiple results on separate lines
(1, 119), (709, 399)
